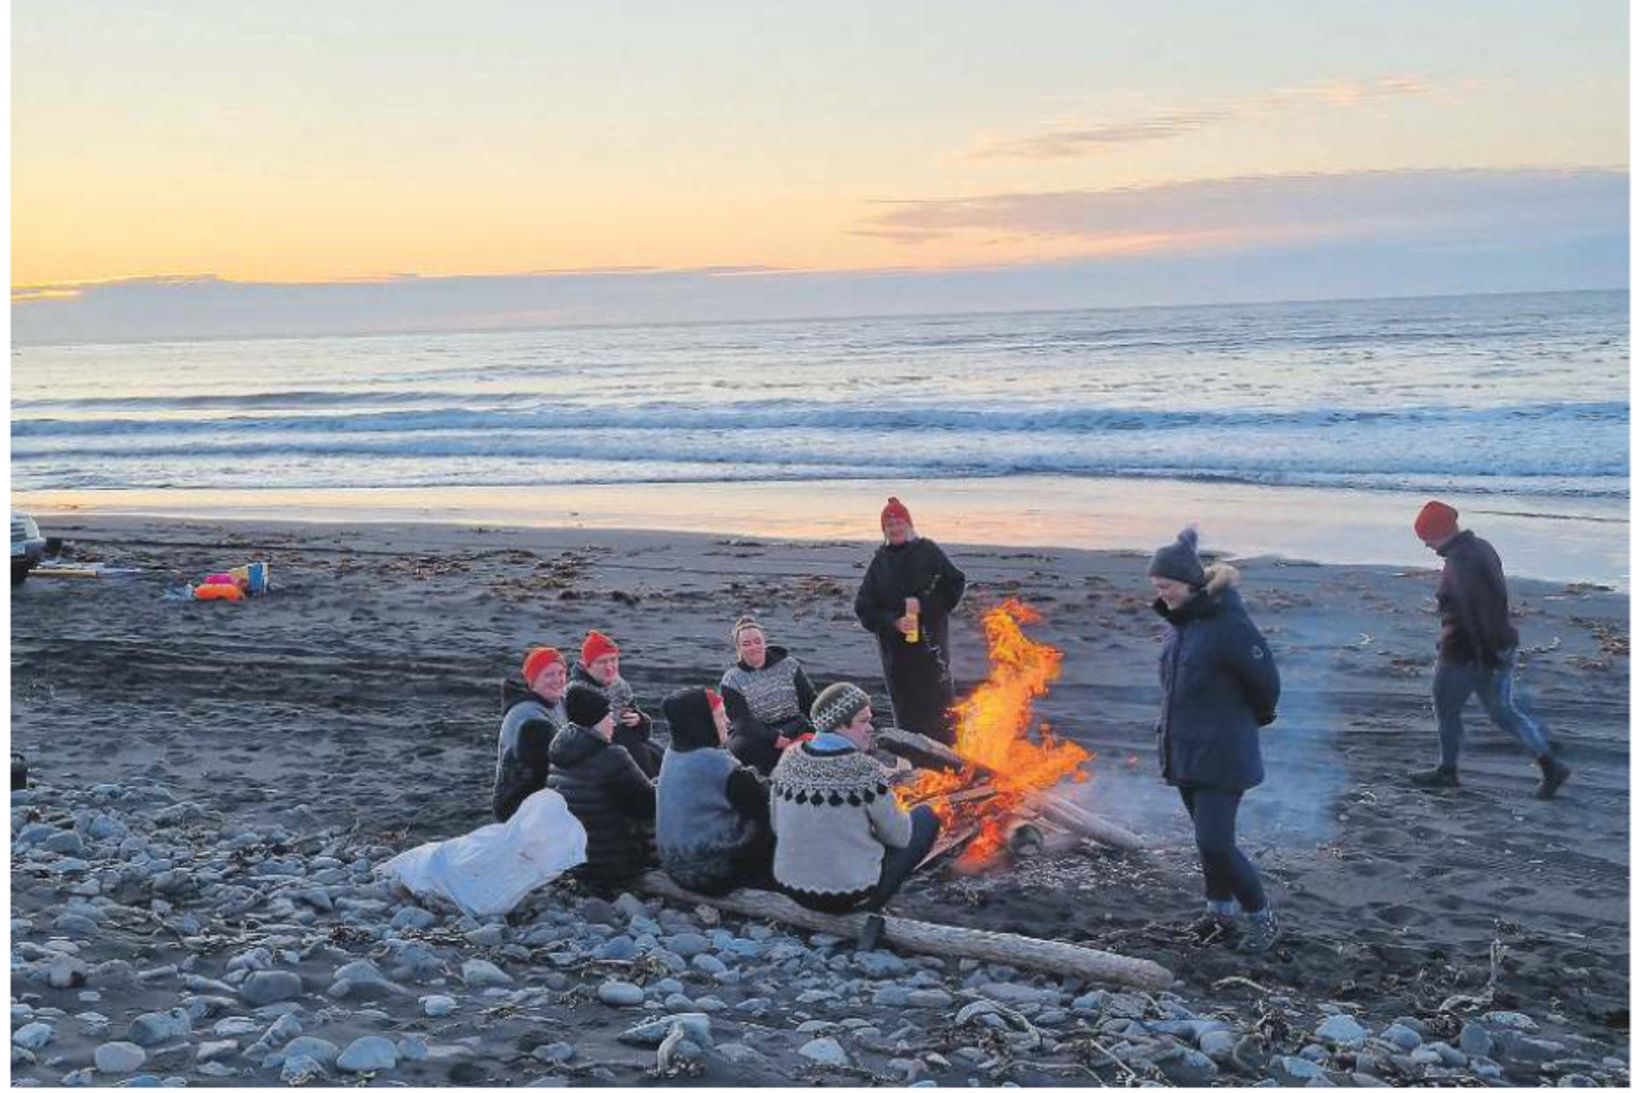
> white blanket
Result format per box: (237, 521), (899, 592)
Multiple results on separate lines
(377, 789), (588, 917)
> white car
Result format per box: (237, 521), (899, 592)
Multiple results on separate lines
(12, 512), (46, 585)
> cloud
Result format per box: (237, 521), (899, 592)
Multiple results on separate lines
(859, 167), (1628, 253)
(972, 76), (1434, 159)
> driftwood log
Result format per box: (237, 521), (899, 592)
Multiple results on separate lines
(876, 727), (1147, 852)
(634, 871), (1173, 991)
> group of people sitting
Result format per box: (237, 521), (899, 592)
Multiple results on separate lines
(491, 622), (940, 944)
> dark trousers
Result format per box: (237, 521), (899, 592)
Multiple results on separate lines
(1433, 651), (1551, 768)
(1178, 786), (1266, 913)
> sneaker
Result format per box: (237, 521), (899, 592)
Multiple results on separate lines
(1189, 909), (1239, 943)
(1408, 766), (1460, 788)
(1236, 908), (1280, 954)
(857, 912), (887, 952)
(1535, 757), (1571, 800)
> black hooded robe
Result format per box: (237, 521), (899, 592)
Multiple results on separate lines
(853, 538), (966, 744)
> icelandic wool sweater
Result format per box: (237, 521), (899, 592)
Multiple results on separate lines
(769, 734), (912, 900)
(656, 747), (767, 892)
(720, 646), (817, 775)
(492, 678), (569, 822)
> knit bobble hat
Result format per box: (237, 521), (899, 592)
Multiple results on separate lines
(810, 682), (872, 734)
(581, 630), (619, 665)
(521, 646), (563, 687)
(565, 685), (612, 730)
(1147, 527), (1206, 588)
(1414, 500), (1460, 542)
(881, 496), (912, 530)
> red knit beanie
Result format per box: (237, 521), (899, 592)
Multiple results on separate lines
(521, 646), (564, 686)
(581, 630), (620, 665)
(881, 496), (912, 530)
(1414, 501), (1460, 542)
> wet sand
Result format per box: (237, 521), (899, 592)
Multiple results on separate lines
(10, 515), (1630, 1082)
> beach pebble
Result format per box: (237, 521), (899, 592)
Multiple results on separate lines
(45, 830), (86, 856)
(280, 1056), (326, 1084)
(1316, 1013), (1369, 1046)
(664, 933), (711, 957)
(337, 1035), (399, 1073)
(12, 1023), (53, 1051)
(94, 1042), (147, 1074)
(871, 985), (914, 1008)
(1459, 1021), (1493, 1058)
(389, 905), (437, 930)
(1380, 1024), (1422, 1052)
(1199, 1029), (1237, 1063)
(597, 980), (645, 1007)
(690, 953), (727, 975)
(266, 1036), (340, 1069)
(798, 1036), (852, 1069)
(196, 1040), (238, 1063)
(53, 914), (98, 938)
(1299, 1043), (1330, 1063)
(239, 970), (302, 1005)
(594, 936), (637, 961)
(212, 1017), (259, 1037)
(461, 959), (513, 987)
(618, 1013), (713, 1048)
(1558, 1075), (1598, 1087)
(128, 1008), (191, 1047)
(1484, 1011), (1541, 1032)
(532, 1042), (576, 1064)
(420, 995), (457, 1018)
(1270, 1054), (1326, 1083)
(1151, 1044), (1218, 1086)
(907, 989), (953, 1010)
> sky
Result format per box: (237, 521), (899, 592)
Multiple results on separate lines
(11, 1), (1630, 341)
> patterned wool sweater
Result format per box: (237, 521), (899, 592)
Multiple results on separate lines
(769, 735), (913, 898)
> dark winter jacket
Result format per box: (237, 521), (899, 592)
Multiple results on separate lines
(853, 538), (967, 741)
(546, 723), (657, 887)
(655, 688), (772, 894)
(720, 646), (818, 775)
(1435, 531), (1519, 666)
(568, 664), (661, 778)
(1154, 564), (1281, 793)
(492, 678), (567, 823)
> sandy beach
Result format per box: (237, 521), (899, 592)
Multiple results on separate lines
(9, 514), (1630, 1086)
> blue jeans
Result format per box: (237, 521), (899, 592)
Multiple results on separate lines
(1178, 786), (1267, 913)
(1434, 650), (1550, 767)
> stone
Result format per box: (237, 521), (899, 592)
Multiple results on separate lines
(1557, 1075), (1598, 1087)
(595, 935), (638, 961)
(1316, 1014), (1369, 1047)
(1458, 1021), (1493, 1058)
(421, 995), (457, 1018)
(281, 1056), (326, 1084)
(128, 1008), (191, 1047)
(1199, 1029), (1237, 1063)
(196, 1041), (238, 1063)
(1495, 1033), (1569, 1065)
(267, 1036), (341, 1068)
(397, 1036), (428, 1063)
(94, 1042), (147, 1074)
(12, 1023), (53, 1051)
(977, 982), (1060, 1007)
(461, 959), (513, 987)
(533, 1041), (577, 1064)
(389, 905), (437, 930)
(690, 953), (728, 975)
(871, 985), (913, 1007)
(1152, 1045), (1218, 1086)
(1300, 1044), (1330, 1063)
(45, 830), (87, 856)
(54, 914), (98, 938)
(1270, 1054), (1326, 1084)
(597, 980), (645, 1007)
(1380, 1024), (1421, 1052)
(907, 989), (953, 1009)
(799, 1037), (852, 1069)
(239, 970), (303, 1005)
(1483, 1011), (1540, 1032)
(212, 1017), (260, 1037)
(337, 1035), (399, 1072)
(664, 933), (711, 957)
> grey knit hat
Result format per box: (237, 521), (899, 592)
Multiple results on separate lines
(1147, 527), (1206, 587)
(810, 682), (872, 734)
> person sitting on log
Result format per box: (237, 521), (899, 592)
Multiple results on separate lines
(548, 685), (658, 891)
(719, 616), (819, 775)
(769, 681), (940, 949)
(492, 645), (570, 823)
(656, 686), (775, 895)
(569, 629), (663, 779)
(853, 497), (967, 745)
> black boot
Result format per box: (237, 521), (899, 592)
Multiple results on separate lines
(1535, 755), (1571, 800)
(857, 913), (886, 952)
(1409, 765), (1459, 788)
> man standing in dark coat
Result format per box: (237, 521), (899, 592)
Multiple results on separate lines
(1409, 501), (1570, 799)
(853, 497), (966, 744)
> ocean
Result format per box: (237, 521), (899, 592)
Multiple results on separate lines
(11, 290), (1627, 499)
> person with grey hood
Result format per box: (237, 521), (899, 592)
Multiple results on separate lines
(1149, 527), (1282, 954)
(655, 687), (774, 895)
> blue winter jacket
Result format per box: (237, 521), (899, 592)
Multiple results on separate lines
(1155, 564), (1281, 792)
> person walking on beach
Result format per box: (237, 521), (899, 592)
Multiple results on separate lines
(853, 497), (967, 745)
(655, 686), (775, 895)
(547, 685), (658, 890)
(492, 646), (570, 822)
(1149, 528), (1282, 954)
(1408, 501), (1571, 799)
(770, 682), (941, 949)
(570, 630), (663, 779)
(720, 616), (819, 775)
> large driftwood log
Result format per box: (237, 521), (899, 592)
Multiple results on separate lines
(876, 728), (1148, 852)
(633, 871), (1172, 991)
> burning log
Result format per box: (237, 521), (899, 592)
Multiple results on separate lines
(880, 726), (1147, 853)
(633, 871), (1173, 991)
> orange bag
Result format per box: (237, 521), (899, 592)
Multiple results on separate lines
(193, 583), (245, 602)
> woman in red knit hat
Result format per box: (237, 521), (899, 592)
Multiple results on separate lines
(492, 646), (569, 822)
(569, 630), (663, 778)
(852, 497), (966, 744)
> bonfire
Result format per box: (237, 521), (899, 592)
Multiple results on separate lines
(891, 599), (1116, 868)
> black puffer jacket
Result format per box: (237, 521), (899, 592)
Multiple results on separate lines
(547, 723), (657, 886)
(492, 678), (566, 822)
(1155, 564), (1281, 793)
(853, 537), (966, 742)
(1435, 531), (1520, 666)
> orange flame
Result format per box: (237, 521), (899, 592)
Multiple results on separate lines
(895, 599), (1091, 866)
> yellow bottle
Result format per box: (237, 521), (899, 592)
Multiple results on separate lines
(904, 597), (920, 644)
